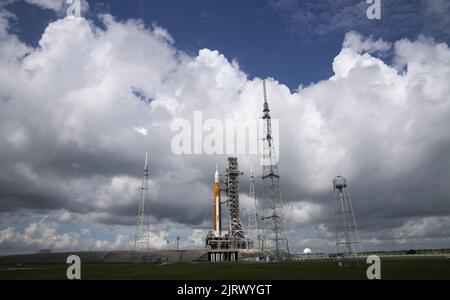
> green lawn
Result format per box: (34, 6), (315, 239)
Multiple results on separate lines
(1, 257), (449, 280)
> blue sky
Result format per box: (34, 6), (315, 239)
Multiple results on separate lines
(6, 0), (334, 90)
(7, 0), (450, 91)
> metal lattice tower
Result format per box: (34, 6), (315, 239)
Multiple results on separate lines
(247, 162), (261, 250)
(225, 157), (247, 248)
(333, 176), (362, 257)
(135, 152), (151, 251)
(260, 80), (290, 260)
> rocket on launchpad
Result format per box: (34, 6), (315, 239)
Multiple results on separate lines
(213, 165), (221, 237)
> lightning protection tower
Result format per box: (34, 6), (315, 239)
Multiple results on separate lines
(260, 80), (290, 260)
(247, 162), (261, 250)
(333, 176), (362, 257)
(135, 152), (151, 251)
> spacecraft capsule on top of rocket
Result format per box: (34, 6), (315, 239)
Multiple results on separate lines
(215, 164), (219, 183)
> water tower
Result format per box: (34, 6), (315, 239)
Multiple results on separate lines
(333, 176), (362, 257)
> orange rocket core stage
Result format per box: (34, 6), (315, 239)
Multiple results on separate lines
(213, 166), (221, 237)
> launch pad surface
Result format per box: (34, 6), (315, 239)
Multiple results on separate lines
(0, 250), (209, 264)
(1, 256), (449, 280)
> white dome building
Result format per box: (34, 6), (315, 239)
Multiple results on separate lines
(303, 248), (312, 255)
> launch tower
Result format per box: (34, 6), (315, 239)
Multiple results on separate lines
(205, 157), (249, 255)
(225, 157), (247, 248)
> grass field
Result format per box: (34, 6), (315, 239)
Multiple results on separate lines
(1, 257), (449, 280)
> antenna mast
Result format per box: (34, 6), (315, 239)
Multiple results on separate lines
(247, 161), (261, 250)
(260, 80), (290, 260)
(135, 152), (151, 251)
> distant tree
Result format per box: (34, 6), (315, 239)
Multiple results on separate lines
(406, 249), (416, 255)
